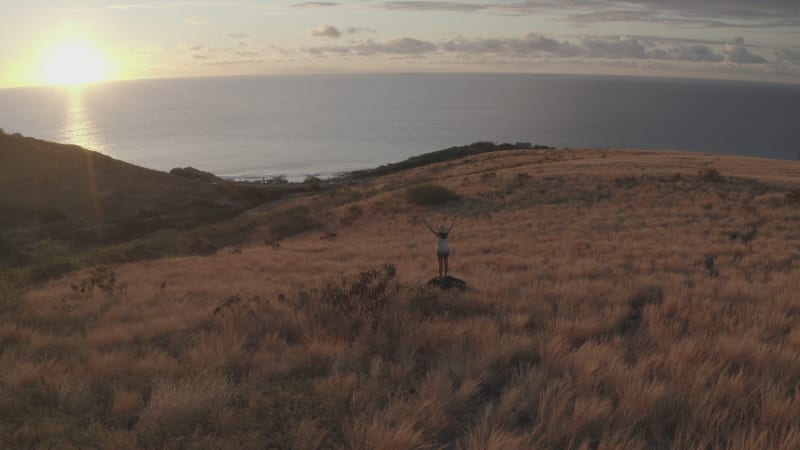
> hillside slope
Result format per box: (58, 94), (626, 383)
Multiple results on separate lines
(0, 131), (314, 275)
(4, 148), (800, 449)
(0, 131), (221, 226)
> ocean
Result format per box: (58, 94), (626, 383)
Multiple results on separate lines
(1, 73), (799, 179)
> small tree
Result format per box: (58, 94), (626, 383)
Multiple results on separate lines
(698, 168), (723, 182)
(405, 184), (460, 206)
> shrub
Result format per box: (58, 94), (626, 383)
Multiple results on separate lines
(0, 233), (18, 261)
(728, 224), (758, 244)
(784, 190), (800, 204)
(698, 168), (723, 182)
(25, 239), (79, 281)
(0, 278), (17, 315)
(506, 172), (532, 192)
(303, 176), (322, 191)
(69, 266), (125, 296)
(261, 175), (288, 185)
(480, 172), (498, 183)
(268, 206), (322, 239)
(282, 264), (399, 340)
(341, 204), (363, 226)
(614, 176), (640, 189)
(405, 184), (460, 206)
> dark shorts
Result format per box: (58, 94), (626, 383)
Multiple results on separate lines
(437, 251), (449, 260)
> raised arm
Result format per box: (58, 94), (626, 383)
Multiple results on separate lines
(447, 217), (456, 233)
(422, 219), (438, 236)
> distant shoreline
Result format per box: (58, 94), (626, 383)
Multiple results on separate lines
(221, 141), (556, 184)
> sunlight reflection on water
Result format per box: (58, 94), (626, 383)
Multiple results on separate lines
(59, 88), (104, 153)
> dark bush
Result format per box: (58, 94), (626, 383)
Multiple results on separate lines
(729, 224), (758, 244)
(261, 175), (288, 185)
(698, 168), (723, 182)
(281, 264), (399, 340)
(614, 176), (640, 189)
(69, 266), (125, 295)
(506, 172), (532, 192)
(303, 176), (322, 192)
(169, 167), (220, 183)
(480, 172), (498, 183)
(341, 204), (363, 226)
(0, 232), (15, 255)
(784, 190), (800, 204)
(268, 206), (322, 239)
(25, 239), (79, 281)
(405, 184), (460, 206)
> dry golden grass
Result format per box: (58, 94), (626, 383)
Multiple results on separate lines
(3, 148), (800, 448)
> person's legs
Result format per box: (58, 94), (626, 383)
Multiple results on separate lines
(437, 255), (444, 278)
(444, 255), (449, 276)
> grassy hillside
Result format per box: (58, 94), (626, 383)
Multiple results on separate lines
(3, 148), (800, 448)
(0, 131), (314, 281)
(0, 130), (221, 227)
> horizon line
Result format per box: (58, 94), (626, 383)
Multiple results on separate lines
(3, 69), (800, 91)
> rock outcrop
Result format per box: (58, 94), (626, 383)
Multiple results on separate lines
(428, 275), (468, 291)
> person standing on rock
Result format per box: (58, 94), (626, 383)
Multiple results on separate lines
(423, 218), (455, 279)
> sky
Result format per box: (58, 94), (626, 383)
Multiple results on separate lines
(1, 0), (799, 88)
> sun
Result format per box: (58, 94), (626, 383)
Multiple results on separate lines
(39, 42), (111, 86)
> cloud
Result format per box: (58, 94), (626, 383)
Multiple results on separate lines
(183, 43), (207, 51)
(301, 30), (774, 69)
(775, 49), (800, 63)
(441, 32), (582, 57)
(292, 1), (339, 8)
(667, 45), (724, 62)
(101, 2), (259, 11)
(201, 59), (265, 66)
(225, 32), (252, 40)
(382, 1), (486, 12)
(309, 25), (373, 38)
(185, 16), (207, 24)
(345, 27), (375, 35)
(582, 36), (650, 59)
(603, 0), (800, 23)
(307, 37), (437, 56)
(725, 37), (767, 64)
(566, 9), (747, 28)
(578, 36), (729, 62)
(104, 3), (171, 10)
(438, 32), (731, 63)
(377, 0), (800, 26)
(610, 35), (729, 47)
(310, 25), (342, 38)
(368, 37), (438, 54)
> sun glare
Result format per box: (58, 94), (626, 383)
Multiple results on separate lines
(40, 42), (110, 86)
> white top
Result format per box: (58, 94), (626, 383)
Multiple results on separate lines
(437, 236), (449, 253)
